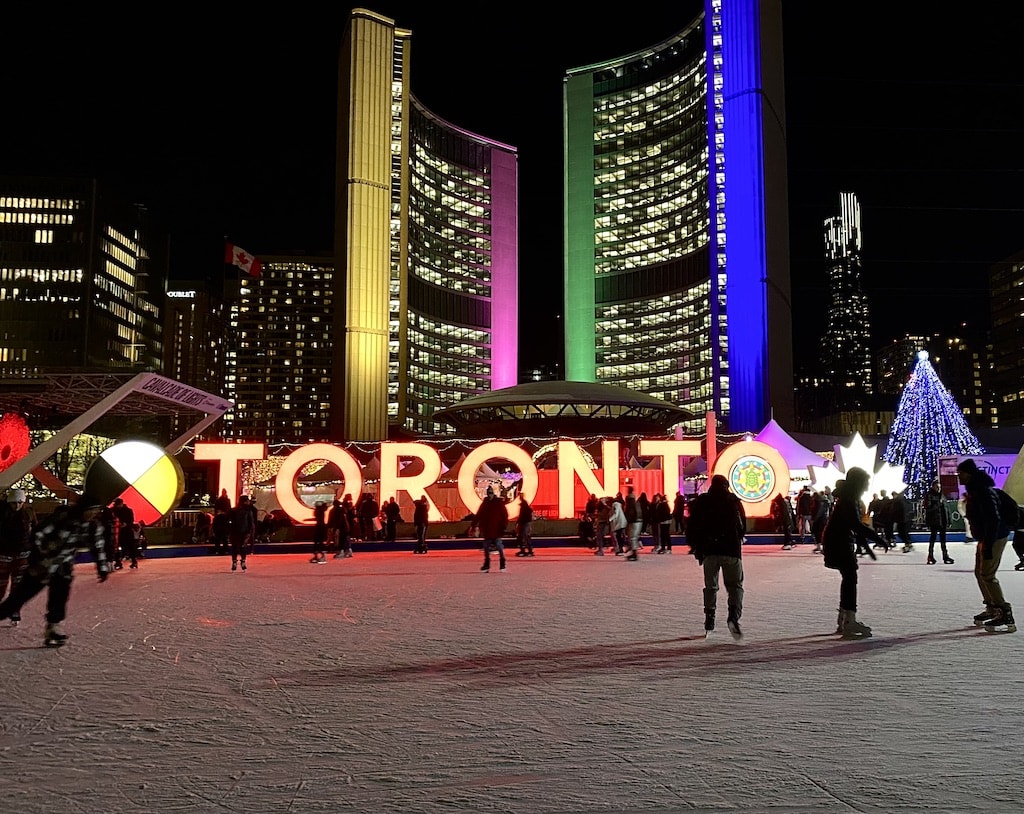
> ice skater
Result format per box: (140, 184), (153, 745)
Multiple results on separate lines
(821, 467), (884, 639)
(0, 489), (35, 626)
(687, 475), (746, 638)
(957, 458), (1016, 632)
(0, 492), (109, 646)
(476, 488), (509, 572)
(924, 480), (953, 564)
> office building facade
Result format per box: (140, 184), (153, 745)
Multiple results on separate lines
(0, 176), (165, 429)
(820, 191), (874, 400)
(988, 249), (1024, 426)
(219, 255), (335, 445)
(334, 9), (518, 441)
(563, 0), (792, 433)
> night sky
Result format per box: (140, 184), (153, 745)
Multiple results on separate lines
(3, 4), (1021, 373)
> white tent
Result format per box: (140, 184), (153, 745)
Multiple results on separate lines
(755, 419), (830, 478)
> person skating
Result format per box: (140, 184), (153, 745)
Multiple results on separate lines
(476, 488), (509, 572)
(0, 489), (35, 627)
(310, 501), (328, 563)
(229, 495), (255, 571)
(957, 459), (1016, 632)
(687, 475), (746, 638)
(0, 492), (109, 646)
(822, 467), (885, 639)
(412, 495), (430, 554)
(771, 492), (796, 550)
(891, 490), (914, 553)
(111, 497), (139, 569)
(623, 486), (644, 561)
(514, 494), (534, 557)
(924, 480), (953, 564)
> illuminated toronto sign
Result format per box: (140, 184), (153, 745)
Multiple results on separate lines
(194, 438), (793, 523)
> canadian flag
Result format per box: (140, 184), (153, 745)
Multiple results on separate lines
(224, 242), (262, 278)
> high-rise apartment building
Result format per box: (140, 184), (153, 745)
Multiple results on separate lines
(220, 254), (335, 445)
(162, 279), (230, 441)
(334, 9), (518, 441)
(563, 0), (792, 433)
(820, 191), (874, 400)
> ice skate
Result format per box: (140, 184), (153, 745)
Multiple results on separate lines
(983, 609), (1016, 633)
(974, 607), (1000, 626)
(727, 616), (743, 640)
(838, 609), (872, 639)
(704, 611), (715, 635)
(44, 624), (68, 648)
(9, 612), (20, 627)
(943, 556), (954, 564)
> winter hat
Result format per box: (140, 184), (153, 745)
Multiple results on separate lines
(956, 459), (979, 474)
(8, 489), (26, 504)
(710, 475), (730, 490)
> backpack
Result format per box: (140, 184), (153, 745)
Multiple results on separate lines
(994, 488), (1023, 530)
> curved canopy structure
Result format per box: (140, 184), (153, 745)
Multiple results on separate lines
(431, 381), (692, 438)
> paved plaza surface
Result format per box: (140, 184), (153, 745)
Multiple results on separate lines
(1, 542), (1022, 814)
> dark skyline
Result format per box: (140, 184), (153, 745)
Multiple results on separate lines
(3, 5), (1022, 375)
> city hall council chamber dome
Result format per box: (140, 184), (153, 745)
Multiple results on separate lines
(431, 381), (692, 438)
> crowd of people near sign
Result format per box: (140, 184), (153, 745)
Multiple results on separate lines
(2, 457), (1021, 646)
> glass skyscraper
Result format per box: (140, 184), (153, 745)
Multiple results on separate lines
(821, 191), (874, 398)
(563, 0), (792, 433)
(334, 9), (518, 441)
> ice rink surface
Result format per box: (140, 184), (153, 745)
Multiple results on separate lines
(2, 542), (1022, 814)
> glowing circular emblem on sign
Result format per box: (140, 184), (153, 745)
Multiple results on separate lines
(84, 441), (184, 525)
(711, 440), (790, 520)
(729, 456), (775, 502)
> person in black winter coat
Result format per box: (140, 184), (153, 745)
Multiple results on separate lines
(310, 501), (329, 563)
(771, 492), (796, 550)
(890, 490), (914, 553)
(687, 475), (746, 637)
(822, 467), (884, 639)
(412, 496), (430, 554)
(957, 458), (1015, 631)
(0, 492), (109, 646)
(0, 489), (35, 626)
(229, 495), (255, 571)
(924, 480), (953, 565)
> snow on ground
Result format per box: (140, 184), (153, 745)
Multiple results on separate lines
(1, 542), (1022, 814)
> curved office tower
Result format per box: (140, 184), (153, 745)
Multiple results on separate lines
(563, 0), (792, 432)
(335, 9), (518, 441)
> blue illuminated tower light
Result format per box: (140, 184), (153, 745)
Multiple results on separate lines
(882, 350), (983, 497)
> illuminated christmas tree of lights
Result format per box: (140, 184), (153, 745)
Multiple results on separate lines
(882, 350), (983, 497)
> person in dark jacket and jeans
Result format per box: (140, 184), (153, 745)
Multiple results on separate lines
(957, 458), (1015, 631)
(822, 468), (884, 639)
(476, 489), (509, 572)
(924, 480), (953, 564)
(623, 486), (644, 561)
(687, 475), (746, 638)
(229, 495), (255, 571)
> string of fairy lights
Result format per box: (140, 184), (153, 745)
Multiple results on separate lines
(882, 351), (983, 498)
(191, 431), (757, 496)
